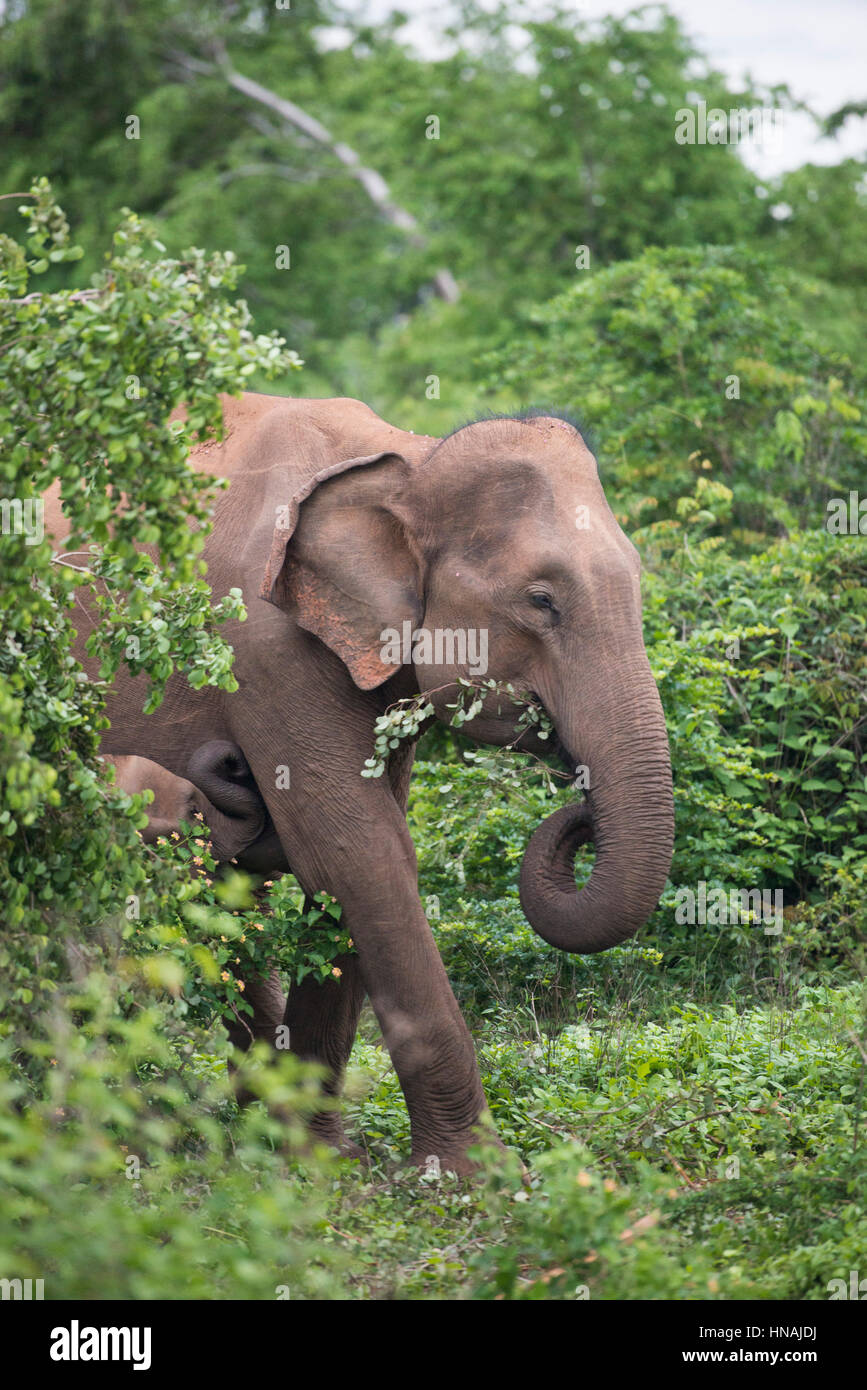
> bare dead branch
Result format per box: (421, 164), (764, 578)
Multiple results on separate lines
(218, 162), (323, 187)
(165, 45), (460, 303)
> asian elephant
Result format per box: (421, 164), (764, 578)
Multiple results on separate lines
(46, 394), (674, 1174)
(107, 745), (288, 1055)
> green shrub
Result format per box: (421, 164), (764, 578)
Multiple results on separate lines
(484, 245), (867, 536)
(0, 974), (349, 1299)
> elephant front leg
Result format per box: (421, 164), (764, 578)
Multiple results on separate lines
(273, 878), (490, 1171)
(363, 927), (493, 1175)
(290, 831), (491, 1173)
(242, 743), (495, 1173)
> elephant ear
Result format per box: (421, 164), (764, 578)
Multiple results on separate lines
(259, 451), (424, 690)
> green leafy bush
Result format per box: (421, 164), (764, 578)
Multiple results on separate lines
(0, 976), (348, 1300)
(484, 246), (867, 536)
(0, 181), (298, 1039)
(129, 821), (353, 1027)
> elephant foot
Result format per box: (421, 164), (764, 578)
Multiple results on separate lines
(409, 1146), (530, 1185)
(408, 1121), (515, 1180)
(411, 1148), (480, 1178)
(309, 1114), (369, 1165)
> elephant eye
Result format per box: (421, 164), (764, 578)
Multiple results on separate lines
(529, 591), (559, 616)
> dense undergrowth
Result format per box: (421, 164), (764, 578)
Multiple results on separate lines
(2, 952), (862, 1299)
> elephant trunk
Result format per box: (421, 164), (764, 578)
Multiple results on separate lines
(519, 661), (674, 954)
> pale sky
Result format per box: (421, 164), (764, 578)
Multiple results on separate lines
(335, 0), (867, 179)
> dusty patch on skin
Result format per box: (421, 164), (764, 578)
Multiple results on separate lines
(522, 414), (580, 437)
(521, 415), (596, 464)
(519, 414), (599, 481)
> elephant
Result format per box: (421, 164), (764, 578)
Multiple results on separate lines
(108, 745), (288, 1054)
(46, 394), (675, 1173)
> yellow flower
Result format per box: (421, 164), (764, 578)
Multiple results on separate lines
(193, 856), (203, 866)
(255, 924), (264, 932)
(221, 935), (228, 942)
(240, 934), (246, 942)
(171, 832), (180, 841)
(331, 966), (342, 978)
(238, 981), (245, 992)
(263, 881), (274, 888)
(347, 938), (353, 948)
(221, 971), (230, 982)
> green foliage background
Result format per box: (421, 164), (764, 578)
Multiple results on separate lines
(0, 0), (864, 1300)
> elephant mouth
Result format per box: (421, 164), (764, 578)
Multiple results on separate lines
(540, 723), (597, 854)
(525, 691), (578, 778)
(551, 731), (577, 777)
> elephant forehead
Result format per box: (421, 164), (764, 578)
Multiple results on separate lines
(468, 460), (605, 527)
(424, 415), (600, 492)
(439, 411), (592, 451)
(426, 465), (556, 554)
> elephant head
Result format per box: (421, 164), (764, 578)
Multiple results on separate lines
(111, 743), (289, 874)
(184, 740), (289, 874)
(261, 409), (674, 954)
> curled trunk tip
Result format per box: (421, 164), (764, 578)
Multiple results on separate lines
(519, 793), (673, 954)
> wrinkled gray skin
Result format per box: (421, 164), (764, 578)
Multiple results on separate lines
(46, 394), (674, 1173)
(109, 746), (287, 1054)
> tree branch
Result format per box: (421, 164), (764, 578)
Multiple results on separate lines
(165, 46), (460, 303)
(2, 287), (102, 307)
(218, 162), (323, 187)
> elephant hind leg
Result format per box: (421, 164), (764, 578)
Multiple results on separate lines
(224, 964), (287, 1107)
(283, 955), (368, 1162)
(224, 958), (368, 1163)
(223, 964), (286, 1052)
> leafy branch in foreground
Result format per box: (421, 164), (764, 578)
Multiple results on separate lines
(0, 179), (302, 1033)
(133, 822), (354, 1027)
(362, 679), (557, 785)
